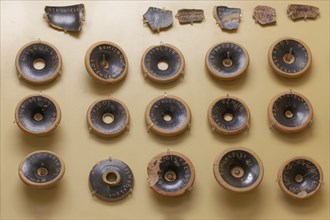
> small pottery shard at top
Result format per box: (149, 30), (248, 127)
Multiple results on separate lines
(143, 7), (173, 32)
(253, 5), (276, 25)
(44, 4), (85, 32)
(287, 4), (320, 20)
(213, 6), (242, 30)
(175, 9), (204, 24)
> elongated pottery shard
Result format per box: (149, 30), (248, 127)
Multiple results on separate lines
(253, 5), (276, 25)
(176, 9), (204, 24)
(143, 7), (173, 32)
(44, 4), (85, 32)
(287, 4), (320, 20)
(213, 6), (242, 30)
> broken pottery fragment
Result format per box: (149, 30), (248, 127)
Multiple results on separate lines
(143, 7), (173, 32)
(176, 9), (204, 24)
(287, 4), (319, 20)
(253, 5), (276, 25)
(44, 4), (85, 32)
(213, 6), (242, 30)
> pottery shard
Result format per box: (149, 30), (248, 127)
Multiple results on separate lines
(253, 5), (276, 25)
(147, 159), (160, 186)
(287, 4), (320, 20)
(213, 6), (242, 30)
(44, 4), (85, 32)
(175, 9), (204, 24)
(143, 7), (173, 32)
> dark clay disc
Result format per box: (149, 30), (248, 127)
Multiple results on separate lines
(268, 91), (313, 133)
(268, 37), (312, 78)
(89, 158), (134, 201)
(85, 41), (128, 84)
(278, 156), (323, 199)
(15, 94), (61, 136)
(145, 94), (191, 136)
(208, 96), (250, 135)
(213, 147), (264, 192)
(205, 42), (249, 80)
(15, 40), (62, 84)
(87, 97), (129, 137)
(141, 44), (184, 83)
(147, 151), (195, 197)
(18, 150), (65, 189)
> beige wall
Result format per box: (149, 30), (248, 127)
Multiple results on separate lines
(1, 1), (329, 219)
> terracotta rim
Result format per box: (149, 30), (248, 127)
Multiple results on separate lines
(86, 97), (130, 137)
(268, 37), (312, 78)
(277, 156), (323, 199)
(141, 43), (185, 83)
(15, 40), (62, 84)
(145, 94), (191, 136)
(213, 147), (264, 192)
(213, 6), (224, 27)
(14, 94), (62, 136)
(268, 90), (313, 133)
(208, 95), (250, 135)
(18, 150), (65, 189)
(147, 151), (195, 197)
(85, 41), (128, 84)
(205, 41), (249, 80)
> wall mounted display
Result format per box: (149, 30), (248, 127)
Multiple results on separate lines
(141, 43), (184, 83)
(268, 90), (313, 133)
(268, 37), (312, 78)
(143, 7), (173, 32)
(145, 94), (191, 136)
(89, 157), (134, 202)
(208, 95), (250, 135)
(147, 151), (195, 197)
(1, 1), (328, 219)
(86, 97), (130, 138)
(44, 4), (85, 32)
(14, 94), (61, 136)
(277, 156), (323, 199)
(205, 41), (249, 80)
(213, 147), (264, 192)
(85, 41), (128, 84)
(18, 150), (65, 189)
(15, 40), (62, 84)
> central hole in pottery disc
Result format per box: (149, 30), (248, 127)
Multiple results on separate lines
(163, 113), (172, 122)
(224, 113), (234, 122)
(157, 61), (169, 71)
(283, 53), (295, 64)
(231, 166), (244, 178)
(103, 170), (120, 185)
(33, 58), (46, 70)
(34, 113), (43, 122)
(37, 167), (48, 176)
(101, 60), (109, 68)
(164, 170), (177, 182)
(106, 172), (118, 183)
(100, 54), (110, 69)
(222, 58), (233, 67)
(295, 174), (303, 183)
(284, 110), (294, 119)
(102, 113), (114, 124)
